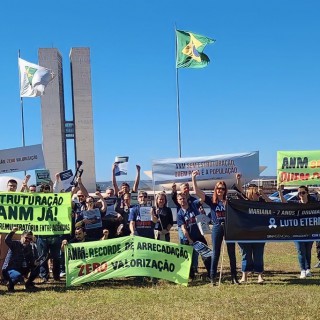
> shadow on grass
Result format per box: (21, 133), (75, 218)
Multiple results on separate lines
(2, 269), (318, 294)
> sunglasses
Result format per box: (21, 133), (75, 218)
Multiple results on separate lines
(25, 237), (33, 241)
(139, 195), (147, 198)
(216, 187), (226, 191)
(299, 191), (307, 195)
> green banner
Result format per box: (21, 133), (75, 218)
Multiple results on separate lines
(277, 150), (320, 186)
(65, 236), (193, 287)
(0, 192), (71, 235)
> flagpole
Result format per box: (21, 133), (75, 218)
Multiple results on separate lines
(18, 51), (27, 177)
(175, 27), (182, 158)
(20, 98), (26, 148)
(18, 50), (26, 148)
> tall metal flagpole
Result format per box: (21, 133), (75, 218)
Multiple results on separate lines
(175, 27), (182, 158)
(18, 50), (26, 148)
(18, 50), (27, 177)
(20, 99), (26, 148)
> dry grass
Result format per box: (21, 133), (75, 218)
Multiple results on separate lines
(1, 232), (320, 320)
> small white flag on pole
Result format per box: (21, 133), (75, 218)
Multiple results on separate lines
(18, 58), (55, 97)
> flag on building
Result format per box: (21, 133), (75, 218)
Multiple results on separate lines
(18, 58), (55, 97)
(176, 30), (215, 68)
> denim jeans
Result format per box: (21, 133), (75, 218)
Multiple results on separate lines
(37, 236), (61, 280)
(238, 242), (265, 273)
(3, 266), (39, 288)
(211, 224), (237, 278)
(295, 241), (313, 270)
(5, 269), (24, 284)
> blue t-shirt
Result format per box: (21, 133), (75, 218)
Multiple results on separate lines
(128, 205), (154, 239)
(204, 195), (226, 225)
(177, 200), (203, 241)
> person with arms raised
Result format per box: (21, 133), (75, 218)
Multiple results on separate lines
(192, 171), (239, 284)
(235, 173), (271, 284)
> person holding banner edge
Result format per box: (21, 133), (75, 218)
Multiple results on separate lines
(235, 173), (271, 284)
(129, 190), (157, 284)
(278, 185), (316, 279)
(191, 171), (239, 285)
(176, 192), (211, 280)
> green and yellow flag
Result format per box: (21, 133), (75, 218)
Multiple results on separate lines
(19, 58), (55, 97)
(176, 30), (215, 68)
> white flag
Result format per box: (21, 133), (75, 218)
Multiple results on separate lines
(18, 58), (55, 97)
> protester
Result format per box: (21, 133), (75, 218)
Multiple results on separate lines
(129, 191), (157, 239)
(112, 163), (141, 197)
(151, 192), (173, 242)
(61, 227), (93, 250)
(192, 171), (239, 284)
(2, 227), (39, 292)
(40, 183), (52, 193)
(102, 187), (124, 238)
(7, 179), (18, 192)
(29, 184), (37, 193)
(176, 192), (211, 280)
(114, 192), (131, 237)
(0, 179), (20, 281)
(279, 185), (315, 279)
(128, 190), (157, 284)
(37, 230), (62, 282)
(172, 181), (199, 245)
(235, 173), (271, 284)
(37, 175), (76, 282)
(75, 191), (107, 241)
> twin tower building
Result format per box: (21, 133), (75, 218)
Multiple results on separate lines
(39, 48), (96, 192)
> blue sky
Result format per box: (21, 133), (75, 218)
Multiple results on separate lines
(1, 0), (319, 183)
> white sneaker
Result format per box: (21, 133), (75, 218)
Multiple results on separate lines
(300, 270), (306, 279)
(306, 269), (312, 277)
(59, 272), (66, 278)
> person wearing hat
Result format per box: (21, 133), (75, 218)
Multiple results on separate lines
(2, 227), (39, 292)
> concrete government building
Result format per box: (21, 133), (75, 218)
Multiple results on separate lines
(38, 47), (96, 192)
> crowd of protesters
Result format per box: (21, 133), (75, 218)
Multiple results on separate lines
(1, 165), (320, 292)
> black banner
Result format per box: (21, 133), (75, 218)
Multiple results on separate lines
(225, 199), (320, 242)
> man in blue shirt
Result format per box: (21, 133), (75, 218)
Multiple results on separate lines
(176, 193), (209, 279)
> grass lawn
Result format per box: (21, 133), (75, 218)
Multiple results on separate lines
(1, 232), (320, 320)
